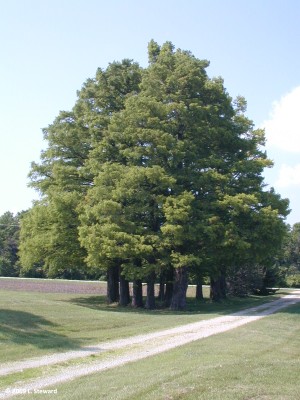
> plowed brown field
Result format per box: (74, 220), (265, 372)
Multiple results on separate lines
(0, 278), (106, 295)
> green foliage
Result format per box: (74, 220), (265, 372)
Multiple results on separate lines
(284, 223), (300, 270)
(19, 196), (87, 279)
(275, 222), (300, 287)
(78, 164), (173, 280)
(0, 211), (22, 276)
(19, 41), (290, 305)
(20, 59), (143, 279)
(286, 272), (300, 288)
(226, 264), (264, 297)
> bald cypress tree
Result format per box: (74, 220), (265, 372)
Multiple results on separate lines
(19, 60), (142, 284)
(80, 41), (288, 308)
(20, 41), (289, 309)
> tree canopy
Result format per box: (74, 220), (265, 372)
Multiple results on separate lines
(0, 212), (22, 276)
(19, 41), (290, 309)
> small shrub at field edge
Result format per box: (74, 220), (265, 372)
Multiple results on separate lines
(286, 273), (300, 288)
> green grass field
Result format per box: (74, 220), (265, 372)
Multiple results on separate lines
(0, 279), (299, 399)
(0, 279), (286, 363)
(50, 302), (300, 400)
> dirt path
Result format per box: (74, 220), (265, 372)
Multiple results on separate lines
(1, 291), (299, 399)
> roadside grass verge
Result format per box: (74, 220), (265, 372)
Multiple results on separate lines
(0, 280), (291, 364)
(27, 302), (300, 400)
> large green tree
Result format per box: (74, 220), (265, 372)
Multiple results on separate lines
(78, 41), (289, 309)
(280, 223), (300, 287)
(19, 195), (88, 278)
(19, 60), (142, 281)
(206, 191), (289, 299)
(0, 212), (22, 276)
(20, 41), (289, 309)
(78, 164), (174, 308)
(284, 223), (300, 271)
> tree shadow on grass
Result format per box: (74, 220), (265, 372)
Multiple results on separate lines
(0, 310), (80, 350)
(277, 299), (300, 315)
(66, 294), (291, 316)
(65, 295), (208, 315)
(65, 296), (177, 315)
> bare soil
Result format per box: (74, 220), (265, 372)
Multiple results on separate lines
(0, 277), (106, 295)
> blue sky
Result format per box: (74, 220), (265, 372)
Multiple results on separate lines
(1, 0), (300, 225)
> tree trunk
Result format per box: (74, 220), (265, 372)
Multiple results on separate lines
(107, 264), (119, 304)
(220, 272), (227, 298)
(158, 279), (165, 302)
(196, 283), (204, 300)
(210, 269), (227, 302)
(164, 282), (173, 307)
(170, 267), (188, 310)
(163, 268), (173, 307)
(119, 270), (130, 306)
(145, 272), (156, 309)
(131, 279), (143, 308)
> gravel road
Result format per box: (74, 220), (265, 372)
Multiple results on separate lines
(0, 291), (299, 399)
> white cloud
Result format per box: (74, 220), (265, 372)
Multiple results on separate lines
(275, 164), (300, 188)
(263, 86), (300, 153)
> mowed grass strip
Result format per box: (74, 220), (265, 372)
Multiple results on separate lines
(0, 279), (289, 364)
(22, 302), (300, 400)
